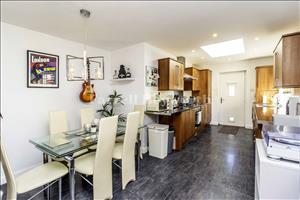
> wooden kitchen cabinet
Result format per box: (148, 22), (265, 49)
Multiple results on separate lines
(201, 103), (211, 127)
(184, 109), (196, 142)
(158, 58), (184, 91)
(158, 108), (196, 150)
(255, 66), (278, 104)
(184, 67), (200, 91)
(273, 32), (300, 88)
(198, 69), (212, 103)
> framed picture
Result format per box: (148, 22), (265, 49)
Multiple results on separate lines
(66, 55), (104, 81)
(27, 50), (59, 88)
(145, 65), (158, 87)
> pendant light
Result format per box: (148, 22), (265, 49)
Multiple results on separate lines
(80, 9), (91, 80)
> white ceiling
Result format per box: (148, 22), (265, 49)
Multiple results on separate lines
(1, 1), (299, 65)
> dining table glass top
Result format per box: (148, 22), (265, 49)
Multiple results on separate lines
(29, 121), (140, 158)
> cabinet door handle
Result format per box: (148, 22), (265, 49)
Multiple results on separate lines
(220, 97), (224, 104)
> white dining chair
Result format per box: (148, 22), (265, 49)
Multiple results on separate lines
(80, 108), (96, 128)
(1, 140), (68, 200)
(49, 110), (68, 134)
(133, 105), (145, 159)
(112, 111), (140, 190)
(116, 105), (145, 158)
(80, 108), (98, 150)
(49, 110), (88, 158)
(74, 115), (118, 200)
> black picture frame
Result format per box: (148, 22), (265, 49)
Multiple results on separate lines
(27, 50), (59, 88)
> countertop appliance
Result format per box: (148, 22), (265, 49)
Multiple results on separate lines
(262, 124), (300, 162)
(287, 96), (300, 116)
(146, 99), (168, 112)
(194, 107), (202, 127)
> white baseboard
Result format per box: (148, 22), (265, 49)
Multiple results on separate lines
(1, 162), (42, 185)
(210, 121), (219, 125)
(141, 146), (148, 154)
(245, 124), (253, 129)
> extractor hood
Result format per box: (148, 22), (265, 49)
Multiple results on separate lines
(184, 73), (197, 80)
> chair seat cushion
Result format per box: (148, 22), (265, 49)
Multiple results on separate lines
(74, 152), (95, 175)
(112, 143), (123, 160)
(16, 161), (68, 194)
(88, 145), (97, 150)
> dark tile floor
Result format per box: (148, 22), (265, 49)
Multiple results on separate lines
(1, 125), (255, 200)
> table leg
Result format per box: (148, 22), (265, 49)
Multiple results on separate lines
(43, 153), (48, 163)
(42, 153), (50, 199)
(68, 157), (75, 200)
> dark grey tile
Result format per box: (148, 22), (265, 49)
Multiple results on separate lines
(0, 125), (255, 200)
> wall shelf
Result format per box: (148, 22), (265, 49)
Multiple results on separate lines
(110, 78), (135, 81)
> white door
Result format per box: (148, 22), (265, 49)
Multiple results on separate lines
(219, 71), (245, 127)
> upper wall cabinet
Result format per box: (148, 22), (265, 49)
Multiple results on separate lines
(184, 67), (200, 91)
(158, 58), (184, 91)
(273, 32), (300, 88)
(255, 66), (278, 104)
(198, 69), (212, 103)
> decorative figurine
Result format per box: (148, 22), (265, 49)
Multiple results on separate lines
(118, 65), (126, 79)
(126, 67), (131, 78)
(113, 70), (118, 79)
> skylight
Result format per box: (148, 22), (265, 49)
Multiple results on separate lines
(201, 38), (245, 58)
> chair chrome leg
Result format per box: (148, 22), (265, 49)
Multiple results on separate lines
(65, 156), (75, 200)
(58, 178), (62, 200)
(112, 160), (122, 169)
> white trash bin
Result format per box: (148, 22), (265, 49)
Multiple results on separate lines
(148, 124), (169, 159)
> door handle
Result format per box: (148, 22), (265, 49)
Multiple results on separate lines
(220, 97), (224, 104)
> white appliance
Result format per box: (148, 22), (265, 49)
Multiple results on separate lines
(273, 115), (300, 127)
(287, 96), (300, 116)
(255, 139), (299, 200)
(262, 124), (300, 162)
(148, 124), (169, 159)
(195, 107), (202, 126)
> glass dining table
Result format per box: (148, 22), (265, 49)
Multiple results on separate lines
(29, 122), (145, 200)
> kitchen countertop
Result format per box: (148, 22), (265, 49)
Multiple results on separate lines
(253, 103), (286, 125)
(145, 105), (202, 116)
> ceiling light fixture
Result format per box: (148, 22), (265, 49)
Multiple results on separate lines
(192, 49), (196, 53)
(200, 38), (245, 58)
(212, 33), (218, 38)
(80, 9), (91, 80)
(254, 37), (260, 41)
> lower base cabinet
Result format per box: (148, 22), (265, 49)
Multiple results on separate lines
(201, 103), (211, 128)
(159, 109), (196, 150)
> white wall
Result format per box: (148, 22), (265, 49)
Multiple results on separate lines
(110, 42), (177, 153)
(110, 43), (145, 114)
(0, 23), (179, 183)
(1, 22), (112, 183)
(199, 56), (273, 128)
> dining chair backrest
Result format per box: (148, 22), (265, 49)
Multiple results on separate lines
(49, 110), (68, 134)
(133, 105), (145, 126)
(121, 111), (140, 189)
(93, 115), (118, 200)
(122, 112), (140, 160)
(1, 140), (17, 200)
(80, 108), (95, 128)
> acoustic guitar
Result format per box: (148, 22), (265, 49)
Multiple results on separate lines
(80, 58), (96, 102)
